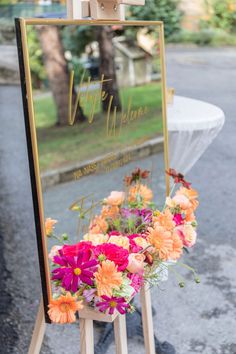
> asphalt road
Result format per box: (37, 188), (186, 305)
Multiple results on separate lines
(0, 46), (236, 354)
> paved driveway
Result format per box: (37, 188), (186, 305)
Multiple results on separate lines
(0, 46), (236, 353)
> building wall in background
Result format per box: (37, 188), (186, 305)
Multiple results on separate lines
(180, 0), (207, 31)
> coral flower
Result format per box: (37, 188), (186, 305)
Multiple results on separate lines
(176, 224), (197, 247)
(127, 253), (145, 274)
(52, 251), (98, 292)
(101, 205), (120, 219)
(94, 243), (129, 271)
(94, 260), (123, 297)
(153, 209), (175, 231)
(104, 191), (125, 206)
(185, 209), (196, 222)
(176, 187), (199, 211)
(96, 296), (129, 315)
(45, 218), (57, 236)
(147, 226), (173, 261)
(48, 293), (83, 324)
(128, 184), (153, 207)
(169, 232), (183, 260)
(89, 215), (108, 234)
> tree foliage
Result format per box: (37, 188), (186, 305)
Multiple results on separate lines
(202, 0), (236, 33)
(27, 27), (46, 89)
(128, 0), (183, 38)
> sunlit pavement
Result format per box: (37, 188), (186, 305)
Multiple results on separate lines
(0, 47), (236, 354)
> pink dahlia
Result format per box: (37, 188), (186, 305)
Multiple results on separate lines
(96, 296), (129, 315)
(52, 250), (98, 292)
(93, 243), (129, 271)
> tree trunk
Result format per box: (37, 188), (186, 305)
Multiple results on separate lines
(97, 26), (122, 112)
(38, 25), (86, 126)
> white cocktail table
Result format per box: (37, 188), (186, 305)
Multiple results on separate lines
(167, 95), (225, 173)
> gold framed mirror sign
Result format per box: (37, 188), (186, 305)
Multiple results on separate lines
(15, 18), (170, 325)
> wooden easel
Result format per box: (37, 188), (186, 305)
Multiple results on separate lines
(28, 284), (155, 354)
(27, 0), (158, 353)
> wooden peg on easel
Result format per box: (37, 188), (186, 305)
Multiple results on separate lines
(67, 0), (145, 20)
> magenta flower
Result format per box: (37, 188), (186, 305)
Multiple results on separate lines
(52, 250), (98, 292)
(96, 296), (129, 315)
(173, 213), (184, 226)
(128, 234), (143, 253)
(93, 243), (129, 271)
(128, 273), (144, 294)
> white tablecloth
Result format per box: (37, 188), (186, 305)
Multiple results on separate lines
(167, 96), (225, 173)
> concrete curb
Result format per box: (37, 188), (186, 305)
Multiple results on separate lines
(41, 136), (164, 190)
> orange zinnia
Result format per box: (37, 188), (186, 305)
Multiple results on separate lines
(94, 260), (123, 297)
(45, 218), (57, 236)
(129, 184), (153, 207)
(169, 232), (183, 260)
(48, 293), (83, 324)
(147, 226), (173, 261)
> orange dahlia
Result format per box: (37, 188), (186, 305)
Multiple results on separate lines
(48, 293), (83, 324)
(147, 226), (173, 261)
(94, 260), (123, 297)
(153, 209), (175, 231)
(169, 232), (183, 260)
(129, 184), (153, 207)
(101, 205), (120, 219)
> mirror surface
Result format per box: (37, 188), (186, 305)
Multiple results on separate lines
(26, 22), (168, 293)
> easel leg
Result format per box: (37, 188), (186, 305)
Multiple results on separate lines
(114, 315), (128, 354)
(140, 285), (155, 354)
(28, 297), (46, 354)
(79, 318), (94, 354)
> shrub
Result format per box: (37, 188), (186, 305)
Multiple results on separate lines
(202, 0), (236, 33)
(127, 0), (183, 39)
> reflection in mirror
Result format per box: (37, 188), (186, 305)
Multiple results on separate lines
(26, 22), (168, 296)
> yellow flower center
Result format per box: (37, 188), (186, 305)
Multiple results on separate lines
(74, 267), (82, 276)
(109, 301), (117, 308)
(59, 303), (71, 313)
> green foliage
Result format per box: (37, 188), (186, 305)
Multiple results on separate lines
(201, 0), (236, 33)
(169, 27), (236, 46)
(127, 0), (183, 38)
(27, 27), (46, 89)
(62, 25), (94, 57)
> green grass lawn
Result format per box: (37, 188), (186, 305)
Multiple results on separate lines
(34, 82), (163, 172)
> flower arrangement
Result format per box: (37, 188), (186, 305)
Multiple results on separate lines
(46, 168), (199, 324)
